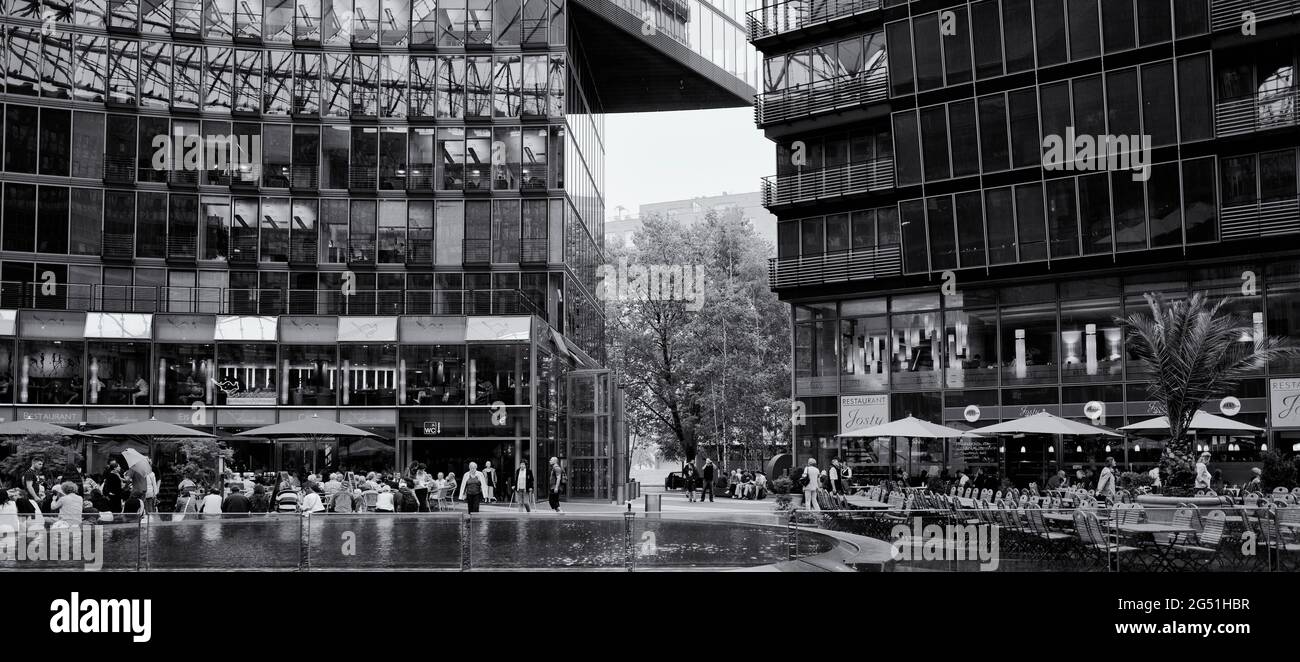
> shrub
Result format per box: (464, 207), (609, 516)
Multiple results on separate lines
(1119, 471), (1154, 491)
(1261, 451), (1298, 491)
(0, 434), (81, 486)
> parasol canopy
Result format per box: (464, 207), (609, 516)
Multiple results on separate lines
(1119, 410), (1263, 434)
(974, 411), (1123, 436)
(836, 415), (982, 439)
(0, 418), (84, 437)
(235, 414), (379, 439)
(91, 417), (216, 439)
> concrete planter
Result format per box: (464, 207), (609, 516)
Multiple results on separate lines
(1136, 494), (1224, 522)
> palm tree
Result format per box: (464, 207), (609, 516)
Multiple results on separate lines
(1118, 292), (1300, 487)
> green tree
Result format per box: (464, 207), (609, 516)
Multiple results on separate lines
(1118, 292), (1300, 488)
(175, 438), (234, 487)
(606, 207), (791, 465)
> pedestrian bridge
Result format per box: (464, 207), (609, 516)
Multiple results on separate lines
(571, 0), (758, 111)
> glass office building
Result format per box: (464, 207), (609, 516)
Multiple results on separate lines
(0, 0), (755, 499)
(752, 0), (1300, 486)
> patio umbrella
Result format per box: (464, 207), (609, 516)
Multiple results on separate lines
(0, 418), (84, 437)
(91, 418), (216, 439)
(974, 412), (1123, 436)
(1118, 410), (1263, 434)
(836, 415), (982, 439)
(235, 415), (380, 439)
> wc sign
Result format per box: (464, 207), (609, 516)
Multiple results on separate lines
(422, 421), (441, 435)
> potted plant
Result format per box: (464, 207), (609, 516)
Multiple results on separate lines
(770, 475), (795, 513)
(1118, 293), (1300, 519)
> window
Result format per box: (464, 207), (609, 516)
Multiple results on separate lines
(1260, 150), (1298, 202)
(840, 317), (889, 392)
(1015, 183), (1048, 261)
(985, 187), (1017, 264)
(1136, 0), (1171, 45)
(1034, 0), (1067, 67)
(379, 200), (407, 263)
(71, 189), (103, 256)
(971, 0), (1004, 79)
(157, 344), (214, 405)
(1072, 75), (1105, 136)
(1182, 156), (1217, 243)
(1111, 169), (1147, 251)
(795, 321), (837, 395)
(341, 345), (398, 406)
(1079, 172), (1112, 254)
(1141, 63), (1176, 147)
(202, 196), (230, 261)
(5, 105), (38, 173)
(891, 310), (941, 389)
(436, 200), (464, 266)
(136, 192), (167, 258)
(1105, 68), (1140, 138)
(926, 196), (956, 270)
(403, 345), (465, 405)
(1046, 178), (1079, 258)
(19, 340), (84, 405)
(912, 13), (942, 91)
(1002, 0), (1035, 73)
(1038, 82), (1071, 148)
(1001, 305), (1059, 385)
(978, 94), (1009, 172)
(1173, 0), (1209, 37)
(949, 101), (979, 178)
(88, 342), (151, 405)
(955, 191), (986, 267)
(944, 309), (999, 388)
(892, 111), (922, 186)
(167, 194), (199, 261)
(2, 184), (36, 252)
(216, 344), (278, 406)
(1177, 55), (1212, 142)
(320, 199), (348, 263)
(900, 200), (928, 273)
(1008, 88), (1040, 169)
(1147, 162), (1183, 247)
(943, 7), (972, 85)
(885, 20), (914, 96)
(1067, 0), (1101, 60)
(1101, 0), (1135, 53)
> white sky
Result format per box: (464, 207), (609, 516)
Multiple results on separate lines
(603, 108), (771, 217)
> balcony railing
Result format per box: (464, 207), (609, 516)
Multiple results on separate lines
(1210, 0), (1300, 31)
(102, 233), (134, 261)
(0, 283), (544, 318)
(1215, 87), (1298, 137)
(747, 0), (882, 42)
(463, 238), (492, 263)
(166, 235), (198, 261)
(761, 158), (894, 207)
(756, 64), (887, 126)
(1220, 196), (1300, 241)
(767, 244), (902, 289)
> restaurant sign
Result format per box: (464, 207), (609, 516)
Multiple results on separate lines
(1270, 379), (1300, 428)
(839, 394), (888, 435)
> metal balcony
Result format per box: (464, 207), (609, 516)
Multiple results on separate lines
(756, 65), (888, 126)
(747, 0), (882, 42)
(760, 158), (894, 207)
(1215, 87), (1298, 137)
(767, 244), (903, 290)
(1210, 0), (1300, 31)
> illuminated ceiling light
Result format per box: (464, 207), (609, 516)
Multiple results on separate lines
(1076, 445), (1083, 453)
(1105, 444), (1111, 453)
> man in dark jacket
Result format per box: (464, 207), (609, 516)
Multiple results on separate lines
(700, 459), (715, 502)
(222, 484), (253, 513)
(683, 463), (699, 502)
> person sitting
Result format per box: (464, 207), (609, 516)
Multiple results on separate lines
(132, 376), (150, 405)
(275, 486), (300, 513)
(375, 485), (397, 513)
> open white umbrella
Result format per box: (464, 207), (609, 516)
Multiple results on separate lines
(836, 415), (982, 438)
(1119, 410), (1263, 434)
(975, 411), (1123, 436)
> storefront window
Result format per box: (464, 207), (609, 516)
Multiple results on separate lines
(795, 320), (838, 395)
(0, 340), (13, 404)
(403, 345), (467, 405)
(340, 344), (398, 406)
(839, 317), (888, 392)
(1000, 304), (1058, 385)
(890, 311), (941, 389)
(1060, 300), (1123, 383)
(157, 343), (214, 405)
(944, 308), (998, 388)
(467, 344), (530, 405)
(216, 344), (278, 406)
(87, 341), (150, 405)
(283, 345), (338, 405)
(19, 340), (84, 405)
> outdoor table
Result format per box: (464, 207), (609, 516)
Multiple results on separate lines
(846, 496), (890, 509)
(1109, 522), (1197, 571)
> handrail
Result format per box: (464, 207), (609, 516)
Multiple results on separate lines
(1214, 86), (1299, 137)
(760, 157), (894, 206)
(756, 61), (888, 125)
(747, 0), (882, 42)
(767, 244), (902, 289)
(0, 283), (545, 317)
(1210, 0), (1300, 31)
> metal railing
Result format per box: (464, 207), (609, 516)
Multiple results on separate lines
(463, 238), (492, 263)
(1210, 0), (1300, 30)
(166, 235), (199, 261)
(1, 282), (545, 317)
(761, 157), (894, 206)
(746, 0), (882, 41)
(767, 244), (902, 289)
(102, 233), (135, 261)
(349, 165), (379, 190)
(756, 63), (888, 126)
(1215, 87), (1298, 137)
(103, 154), (135, 184)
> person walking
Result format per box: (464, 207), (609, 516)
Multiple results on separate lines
(459, 462), (487, 514)
(414, 464), (432, 512)
(700, 459), (716, 502)
(683, 462), (698, 503)
(514, 460), (534, 512)
(547, 457), (565, 513)
(828, 459), (843, 496)
(222, 484), (252, 513)
(1195, 452), (1213, 492)
(1096, 457), (1118, 500)
(800, 459), (821, 511)
(144, 470), (159, 513)
(483, 461), (498, 503)
(102, 460), (124, 513)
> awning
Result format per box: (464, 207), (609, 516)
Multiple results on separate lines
(466, 316), (530, 341)
(399, 316), (467, 343)
(975, 411), (1123, 436)
(279, 316), (339, 343)
(338, 316), (399, 342)
(154, 314), (216, 342)
(84, 312), (153, 339)
(837, 416), (981, 439)
(215, 315), (277, 341)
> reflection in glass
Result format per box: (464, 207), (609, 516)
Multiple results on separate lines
(341, 344), (398, 406)
(216, 344), (278, 406)
(840, 317), (888, 392)
(283, 345), (338, 405)
(19, 340), (85, 405)
(157, 344), (214, 405)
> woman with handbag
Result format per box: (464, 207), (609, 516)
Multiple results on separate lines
(800, 459), (821, 511)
